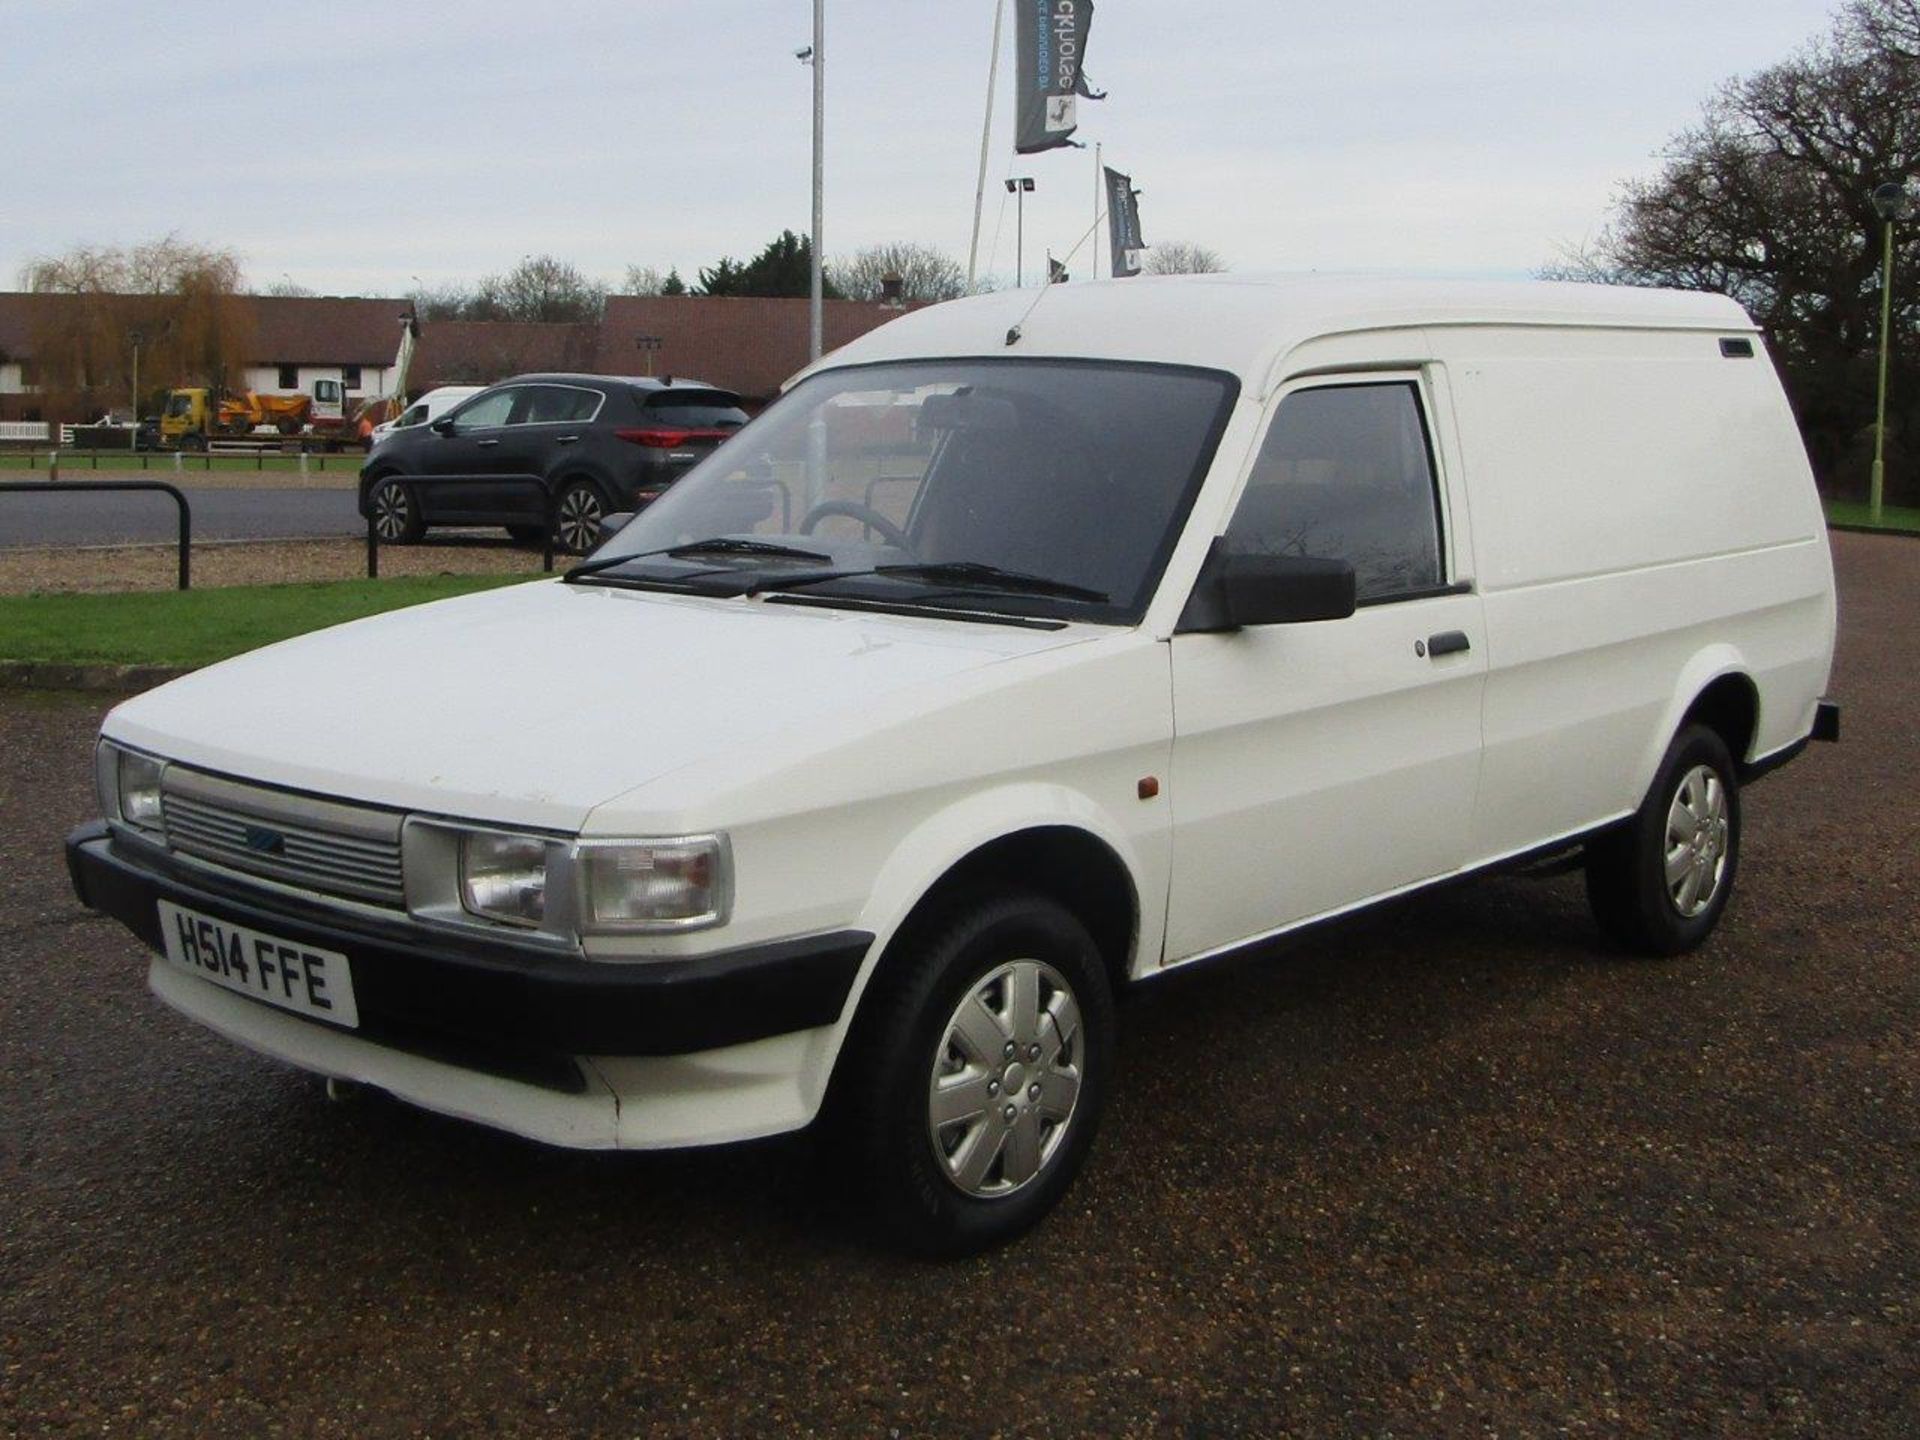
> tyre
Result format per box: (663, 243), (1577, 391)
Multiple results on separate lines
(1585, 723), (1741, 956)
(369, 477), (425, 544)
(553, 479), (608, 555)
(836, 891), (1114, 1257)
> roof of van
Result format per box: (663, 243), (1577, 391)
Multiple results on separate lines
(804, 275), (1755, 397)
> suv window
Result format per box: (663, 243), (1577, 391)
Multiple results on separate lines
(522, 385), (603, 424)
(1226, 382), (1443, 601)
(641, 389), (747, 430)
(450, 388), (517, 432)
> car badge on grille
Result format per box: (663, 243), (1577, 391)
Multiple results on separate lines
(242, 825), (288, 856)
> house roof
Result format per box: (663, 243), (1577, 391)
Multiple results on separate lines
(412, 320), (601, 388)
(0, 291), (921, 397)
(598, 296), (917, 399)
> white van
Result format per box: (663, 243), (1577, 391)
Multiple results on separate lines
(69, 278), (1838, 1254)
(367, 386), (483, 447)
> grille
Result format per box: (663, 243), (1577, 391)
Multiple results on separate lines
(160, 768), (406, 909)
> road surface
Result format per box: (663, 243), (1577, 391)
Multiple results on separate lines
(0, 484), (364, 546)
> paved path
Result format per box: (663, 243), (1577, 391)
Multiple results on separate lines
(2, 533), (1913, 1437)
(0, 484), (364, 546)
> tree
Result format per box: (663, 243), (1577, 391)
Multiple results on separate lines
(1553, 0), (1920, 500)
(1144, 242), (1227, 276)
(828, 242), (966, 302)
(621, 264), (689, 296)
(19, 235), (253, 417)
(481, 254), (606, 322)
(259, 276), (314, 297)
(697, 230), (842, 298)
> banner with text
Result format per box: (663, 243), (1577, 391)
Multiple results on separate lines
(1105, 166), (1145, 277)
(1015, 0), (1102, 154)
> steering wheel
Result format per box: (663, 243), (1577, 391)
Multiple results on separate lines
(797, 499), (913, 551)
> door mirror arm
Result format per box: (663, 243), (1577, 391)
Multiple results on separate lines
(1177, 538), (1358, 633)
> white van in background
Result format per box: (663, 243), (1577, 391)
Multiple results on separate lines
(69, 277), (1839, 1255)
(367, 386), (483, 447)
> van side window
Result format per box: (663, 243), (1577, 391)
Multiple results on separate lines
(1226, 382), (1443, 601)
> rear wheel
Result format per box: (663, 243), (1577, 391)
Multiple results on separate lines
(369, 478), (424, 544)
(553, 479), (608, 554)
(1585, 724), (1740, 956)
(835, 891), (1114, 1256)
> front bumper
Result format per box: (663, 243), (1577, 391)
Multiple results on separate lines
(66, 820), (871, 1074)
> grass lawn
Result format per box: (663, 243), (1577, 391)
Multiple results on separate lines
(1825, 498), (1920, 534)
(0, 573), (535, 670)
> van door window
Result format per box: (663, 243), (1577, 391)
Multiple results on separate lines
(1225, 382), (1444, 602)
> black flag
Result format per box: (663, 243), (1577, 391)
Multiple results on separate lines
(1105, 167), (1145, 277)
(1015, 0), (1103, 154)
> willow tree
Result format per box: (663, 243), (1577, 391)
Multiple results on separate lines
(20, 236), (253, 417)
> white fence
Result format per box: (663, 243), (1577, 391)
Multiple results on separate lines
(0, 421), (49, 442)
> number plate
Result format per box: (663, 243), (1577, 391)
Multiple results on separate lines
(156, 900), (360, 1028)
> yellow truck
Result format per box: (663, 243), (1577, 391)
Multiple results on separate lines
(160, 381), (358, 449)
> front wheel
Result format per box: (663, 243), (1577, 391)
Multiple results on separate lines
(836, 892), (1114, 1256)
(1585, 724), (1741, 956)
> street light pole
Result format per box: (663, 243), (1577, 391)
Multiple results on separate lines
(1006, 177), (1035, 287)
(1869, 182), (1910, 524)
(129, 330), (143, 423)
(809, 0), (825, 362)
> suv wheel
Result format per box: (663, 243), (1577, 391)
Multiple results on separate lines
(837, 891), (1114, 1256)
(370, 478), (424, 544)
(554, 480), (607, 554)
(1585, 723), (1741, 956)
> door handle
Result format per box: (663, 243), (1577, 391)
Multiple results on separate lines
(1424, 630), (1471, 658)
(555, 435), (580, 444)
(475, 438), (499, 447)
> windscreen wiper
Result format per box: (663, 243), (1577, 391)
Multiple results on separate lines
(564, 536), (832, 583)
(869, 561), (1109, 604)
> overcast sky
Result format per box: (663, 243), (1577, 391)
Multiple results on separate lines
(2, 0), (1846, 296)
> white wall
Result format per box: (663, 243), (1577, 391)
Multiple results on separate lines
(242, 364), (389, 397)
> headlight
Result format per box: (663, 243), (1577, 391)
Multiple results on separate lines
(458, 830), (558, 927)
(98, 741), (166, 832)
(575, 836), (731, 933)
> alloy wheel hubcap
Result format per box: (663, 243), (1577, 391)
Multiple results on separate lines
(373, 486), (409, 539)
(1664, 764), (1730, 918)
(927, 959), (1083, 1198)
(558, 489), (602, 551)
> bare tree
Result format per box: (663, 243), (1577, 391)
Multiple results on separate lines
(259, 276), (314, 297)
(1144, 242), (1227, 276)
(483, 255), (607, 322)
(1558, 0), (1920, 499)
(621, 264), (688, 296)
(20, 234), (252, 417)
(827, 242), (966, 302)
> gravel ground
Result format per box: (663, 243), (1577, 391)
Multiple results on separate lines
(1, 532), (1913, 1438)
(0, 536), (554, 594)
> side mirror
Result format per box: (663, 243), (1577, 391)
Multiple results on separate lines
(1179, 540), (1357, 632)
(430, 415), (455, 436)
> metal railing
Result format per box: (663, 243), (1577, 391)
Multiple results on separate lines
(1, 480), (193, 590)
(364, 473), (558, 578)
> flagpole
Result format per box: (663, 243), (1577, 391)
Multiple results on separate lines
(1093, 142), (1102, 281)
(967, 0), (1006, 294)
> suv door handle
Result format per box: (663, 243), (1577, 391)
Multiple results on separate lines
(1425, 630), (1471, 658)
(555, 435), (580, 444)
(475, 438), (500, 447)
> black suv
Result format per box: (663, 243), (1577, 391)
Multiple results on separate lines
(358, 374), (747, 551)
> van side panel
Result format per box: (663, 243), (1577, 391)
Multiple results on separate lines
(1439, 325), (1835, 862)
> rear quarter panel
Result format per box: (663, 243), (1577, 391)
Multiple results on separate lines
(1437, 324), (1836, 861)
